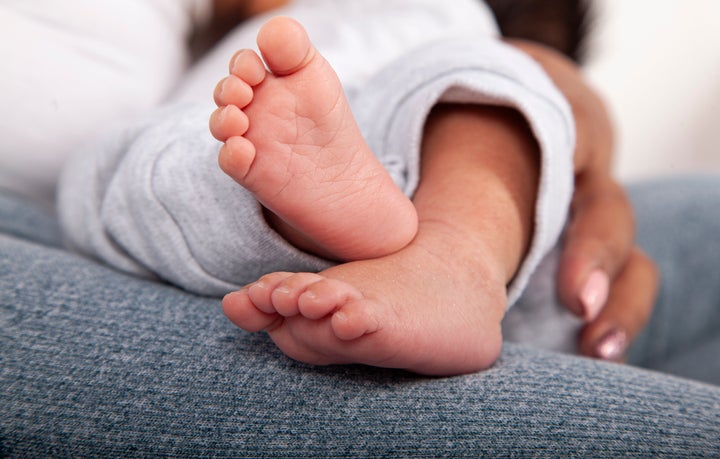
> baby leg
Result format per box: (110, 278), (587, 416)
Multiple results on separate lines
(223, 105), (541, 375)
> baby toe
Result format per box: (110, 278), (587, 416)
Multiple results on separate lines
(271, 272), (325, 317)
(222, 290), (282, 332)
(214, 75), (254, 108)
(247, 272), (293, 314)
(298, 278), (363, 320)
(218, 136), (256, 183)
(331, 299), (381, 341)
(256, 17), (314, 76)
(209, 105), (249, 141)
(229, 49), (267, 86)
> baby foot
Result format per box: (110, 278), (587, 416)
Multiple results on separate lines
(223, 224), (507, 376)
(210, 16), (417, 261)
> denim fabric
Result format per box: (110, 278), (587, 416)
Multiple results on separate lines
(2, 179), (719, 457)
(504, 176), (720, 381)
(0, 189), (61, 248)
(628, 176), (720, 382)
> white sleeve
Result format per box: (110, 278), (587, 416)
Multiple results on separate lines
(352, 37), (575, 307)
(0, 0), (196, 205)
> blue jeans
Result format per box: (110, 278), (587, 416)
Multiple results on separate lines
(2, 177), (719, 457)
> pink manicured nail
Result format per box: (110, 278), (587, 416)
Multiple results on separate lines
(580, 269), (610, 321)
(595, 328), (628, 361)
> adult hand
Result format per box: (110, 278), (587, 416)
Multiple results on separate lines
(561, 160), (658, 361)
(509, 39), (659, 361)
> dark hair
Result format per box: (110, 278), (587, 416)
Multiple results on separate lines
(484, 0), (593, 63)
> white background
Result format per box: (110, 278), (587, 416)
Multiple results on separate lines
(584, 0), (720, 181)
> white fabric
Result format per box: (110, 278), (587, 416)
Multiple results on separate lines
(173, 0), (499, 104)
(0, 0), (211, 205)
(0, 0), (493, 205)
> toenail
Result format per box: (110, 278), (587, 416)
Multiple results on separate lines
(229, 50), (244, 72)
(248, 282), (267, 294)
(300, 290), (317, 300)
(332, 310), (348, 324)
(274, 286), (291, 295)
(223, 290), (244, 302)
(220, 105), (237, 121)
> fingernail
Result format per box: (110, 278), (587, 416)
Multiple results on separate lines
(595, 328), (628, 361)
(580, 269), (610, 321)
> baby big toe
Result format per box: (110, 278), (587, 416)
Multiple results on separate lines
(222, 290), (280, 332)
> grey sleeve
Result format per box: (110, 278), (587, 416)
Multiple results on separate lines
(351, 37), (575, 307)
(57, 104), (332, 296)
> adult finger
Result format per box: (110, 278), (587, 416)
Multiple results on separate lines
(578, 248), (659, 360)
(557, 174), (635, 320)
